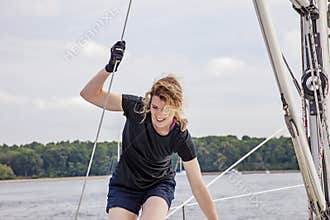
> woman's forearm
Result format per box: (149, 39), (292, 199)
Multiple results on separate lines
(193, 185), (218, 220)
(80, 68), (111, 98)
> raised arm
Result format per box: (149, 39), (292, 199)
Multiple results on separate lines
(80, 41), (126, 112)
(80, 68), (122, 111)
(183, 158), (219, 220)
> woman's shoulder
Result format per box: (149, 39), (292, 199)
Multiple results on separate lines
(122, 94), (144, 117)
(171, 124), (190, 141)
(171, 125), (196, 160)
(122, 94), (143, 105)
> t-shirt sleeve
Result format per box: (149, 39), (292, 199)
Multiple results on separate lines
(121, 94), (143, 119)
(175, 129), (197, 162)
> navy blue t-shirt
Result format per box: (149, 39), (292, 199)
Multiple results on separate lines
(110, 94), (196, 191)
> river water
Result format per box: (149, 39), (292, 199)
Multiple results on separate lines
(0, 172), (307, 220)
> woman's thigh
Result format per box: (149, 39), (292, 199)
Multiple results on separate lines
(139, 196), (169, 220)
(108, 207), (138, 220)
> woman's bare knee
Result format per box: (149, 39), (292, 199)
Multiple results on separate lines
(140, 196), (169, 220)
(108, 207), (137, 220)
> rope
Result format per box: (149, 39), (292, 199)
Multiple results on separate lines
(305, 13), (327, 180)
(120, 0), (133, 41)
(282, 54), (301, 94)
(74, 1), (133, 219)
(169, 184), (304, 209)
(166, 126), (286, 219)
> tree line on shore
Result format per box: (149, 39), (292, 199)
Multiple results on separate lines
(0, 135), (297, 180)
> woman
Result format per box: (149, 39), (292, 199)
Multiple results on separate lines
(80, 41), (219, 220)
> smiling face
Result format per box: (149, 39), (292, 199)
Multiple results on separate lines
(150, 95), (176, 134)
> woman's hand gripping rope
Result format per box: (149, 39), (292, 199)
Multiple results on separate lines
(105, 40), (126, 73)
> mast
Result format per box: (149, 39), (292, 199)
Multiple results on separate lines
(300, 0), (330, 215)
(317, 0), (330, 206)
(253, 0), (329, 218)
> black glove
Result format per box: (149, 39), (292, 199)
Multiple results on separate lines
(105, 41), (126, 73)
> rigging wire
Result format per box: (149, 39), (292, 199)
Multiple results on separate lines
(305, 13), (327, 180)
(73, 1), (133, 219)
(282, 54), (302, 95)
(169, 184), (304, 209)
(301, 10), (330, 217)
(166, 126), (285, 219)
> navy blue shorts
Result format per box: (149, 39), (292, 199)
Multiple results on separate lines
(106, 179), (176, 215)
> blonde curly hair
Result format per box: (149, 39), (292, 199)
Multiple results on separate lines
(138, 75), (187, 131)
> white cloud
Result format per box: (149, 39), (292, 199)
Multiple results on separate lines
(0, 0), (59, 17)
(0, 90), (87, 110)
(81, 41), (108, 58)
(32, 97), (87, 110)
(208, 57), (246, 77)
(64, 40), (110, 62)
(28, 0), (59, 16)
(0, 91), (28, 104)
(0, 0), (300, 144)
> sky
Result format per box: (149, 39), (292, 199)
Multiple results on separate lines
(0, 0), (303, 145)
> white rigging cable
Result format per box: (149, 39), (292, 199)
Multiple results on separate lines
(169, 184), (304, 209)
(305, 12), (328, 180)
(166, 126), (285, 219)
(73, 1), (133, 219)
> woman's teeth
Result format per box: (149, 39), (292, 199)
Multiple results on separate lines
(157, 118), (165, 122)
